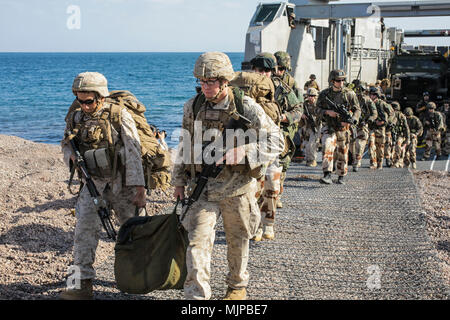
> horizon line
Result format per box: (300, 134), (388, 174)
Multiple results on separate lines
(0, 51), (245, 54)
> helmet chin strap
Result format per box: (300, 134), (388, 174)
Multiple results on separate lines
(206, 82), (227, 102)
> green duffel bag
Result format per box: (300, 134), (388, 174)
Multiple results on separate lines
(114, 202), (189, 294)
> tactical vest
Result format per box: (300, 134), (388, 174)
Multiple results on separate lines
(189, 87), (252, 176)
(320, 87), (352, 130)
(358, 95), (374, 124)
(68, 103), (120, 179)
(272, 76), (301, 159)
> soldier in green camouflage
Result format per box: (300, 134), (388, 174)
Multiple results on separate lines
(302, 87), (321, 167)
(421, 102), (445, 160)
(367, 87), (391, 169)
(274, 51), (302, 100)
(391, 102), (410, 168)
(250, 52), (303, 239)
(316, 70), (360, 184)
(440, 100), (450, 156)
(403, 107), (423, 169)
(382, 96), (396, 168)
(350, 81), (377, 172)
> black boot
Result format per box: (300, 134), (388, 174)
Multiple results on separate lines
(337, 176), (345, 185)
(386, 158), (392, 167)
(320, 171), (332, 184)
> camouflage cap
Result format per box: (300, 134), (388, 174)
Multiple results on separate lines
(404, 107), (414, 116)
(426, 102), (436, 109)
(72, 72), (109, 97)
(250, 52), (278, 71)
(423, 91), (430, 97)
(307, 87), (319, 96)
(193, 52), (235, 81)
(274, 51), (292, 71)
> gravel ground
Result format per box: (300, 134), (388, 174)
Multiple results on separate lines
(0, 134), (448, 300)
(413, 170), (450, 288)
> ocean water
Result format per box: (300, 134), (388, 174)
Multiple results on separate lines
(0, 52), (244, 148)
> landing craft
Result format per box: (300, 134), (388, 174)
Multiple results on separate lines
(242, 0), (450, 91)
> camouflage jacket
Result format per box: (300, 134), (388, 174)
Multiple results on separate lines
(358, 94), (378, 127)
(423, 111), (445, 131)
(281, 72), (302, 101)
(61, 103), (145, 194)
(415, 99), (429, 115)
(272, 76), (304, 139)
(316, 87), (361, 133)
(393, 111), (410, 140)
(172, 87), (284, 201)
(372, 99), (394, 128)
(301, 100), (320, 129)
(304, 80), (320, 92)
(406, 115), (423, 137)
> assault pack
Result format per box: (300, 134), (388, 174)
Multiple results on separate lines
(65, 90), (172, 192)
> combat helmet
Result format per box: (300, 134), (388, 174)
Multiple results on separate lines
(250, 52), (278, 72)
(391, 101), (401, 111)
(193, 52), (235, 81)
(274, 51), (292, 71)
(426, 102), (436, 110)
(328, 69), (346, 83)
(404, 107), (414, 116)
(369, 86), (381, 97)
(307, 87), (319, 96)
(72, 72), (109, 98)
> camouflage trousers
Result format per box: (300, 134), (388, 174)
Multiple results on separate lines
(392, 136), (407, 168)
(304, 126), (321, 163)
(424, 129), (442, 158)
(256, 161), (282, 227)
(444, 131), (450, 155)
(405, 134), (418, 166)
(368, 127), (385, 167)
(350, 125), (369, 168)
(181, 191), (260, 300)
(384, 130), (393, 160)
(74, 184), (140, 280)
(321, 127), (350, 176)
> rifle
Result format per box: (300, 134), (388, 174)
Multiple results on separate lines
(303, 104), (318, 133)
(67, 133), (117, 240)
(179, 112), (252, 224)
(324, 95), (357, 125)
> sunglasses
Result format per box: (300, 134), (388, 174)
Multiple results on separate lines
(77, 97), (97, 105)
(333, 79), (345, 83)
(253, 67), (272, 73)
(196, 79), (219, 86)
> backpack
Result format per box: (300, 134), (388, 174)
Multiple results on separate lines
(65, 90), (171, 191)
(230, 72), (281, 124)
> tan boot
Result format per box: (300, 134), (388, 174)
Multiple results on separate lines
(223, 287), (247, 300)
(263, 225), (275, 240)
(251, 227), (263, 242)
(276, 199), (283, 208)
(306, 160), (317, 167)
(58, 279), (93, 300)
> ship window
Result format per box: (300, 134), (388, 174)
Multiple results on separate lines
(253, 4), (281, 24)
(314, 27), (330, 60)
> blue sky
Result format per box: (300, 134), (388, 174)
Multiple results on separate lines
(0, 0), (448, 52)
